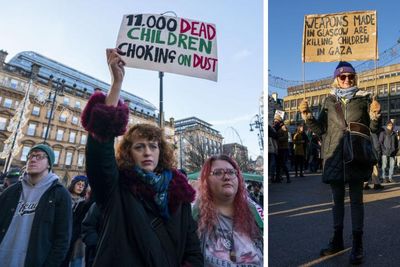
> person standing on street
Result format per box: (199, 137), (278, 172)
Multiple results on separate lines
(81, 48), (203, 267)
(364, 127), (384, 190)
(274, 116), (291, 183)
(268, 124), (279, 183)
(298, 61), (381, 265)
(379, 120), (398, 183)
(0, 144), (72, 267)
(61, 175), (92, 267)
(293, 124), (306, 177)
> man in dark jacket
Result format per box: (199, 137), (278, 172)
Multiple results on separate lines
(0, 144), (72, 267)
(364, 128), (384, 190)
(379, 120), (398, 183)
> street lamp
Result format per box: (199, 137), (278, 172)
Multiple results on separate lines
(157, 11), (178, 128)
(249, 114), (264, 153)
(43, 76), (65, 143)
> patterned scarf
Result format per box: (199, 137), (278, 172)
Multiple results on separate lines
(331, 86), (359, 101)
(133, 166), (173, 220)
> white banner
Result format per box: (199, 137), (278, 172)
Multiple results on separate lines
(116, 14), (218, 81)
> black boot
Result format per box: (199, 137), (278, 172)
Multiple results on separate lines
(320, 228), (344, 256)
(349, 231), (363, 265)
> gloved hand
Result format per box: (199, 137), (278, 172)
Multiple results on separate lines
(298, 99), (312, 120)
(369, 97), (381, 121)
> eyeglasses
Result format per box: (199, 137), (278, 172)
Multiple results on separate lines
(210, 168), (238, 178)
(27, 154), (48, 161)
(339, 74), (355, 81)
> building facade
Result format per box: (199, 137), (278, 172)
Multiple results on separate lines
(283, 63), (400, 126)
(0, 49), (174, 184)
(174, 117), (223, 172)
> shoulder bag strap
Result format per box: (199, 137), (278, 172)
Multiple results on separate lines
(334, 100), (348, 130)
(143, 200), (179, 267)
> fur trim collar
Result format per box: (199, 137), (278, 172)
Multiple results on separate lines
(120, 168), (195, 214)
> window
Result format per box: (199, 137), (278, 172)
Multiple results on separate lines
(20, 146), (31, 161)
(77, 153), (85, 167)
(71, 116), (79, 125)
(69, 131), (76, 143)
(0, 117), (7, 130)
(59, 112), (68, 122)
(42, 126), (51, 139)
(32, 105), (41, 116)
(27, 123), (36, 136)
(10, 79), (18, 89)
(56, 129), (64, 141)
(3, 98), (12, 108)
(14, 101), (19, 109)
(46, 109), (55, 119)
(65, 151), (73, 166)
(63, 97), (70, 106)
(54, 150), (60, 165)
(74, 101), (81, 109)
(80, 134), (87, 145)
(35, 88), (47, 103)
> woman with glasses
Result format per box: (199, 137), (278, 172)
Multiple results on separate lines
(81, 48), (203, 267)
(298, 61), (382, 264)
(193, 155), (263, 266)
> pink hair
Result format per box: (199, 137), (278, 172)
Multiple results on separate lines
(197, 155), (260, 239)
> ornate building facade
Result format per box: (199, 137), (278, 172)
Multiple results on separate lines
(0, 49), (174, 184)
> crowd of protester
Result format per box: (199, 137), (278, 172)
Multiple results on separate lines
(0, 47), (264, 267)
(268, 113), (400, 191)
(268, 114), (322, 184)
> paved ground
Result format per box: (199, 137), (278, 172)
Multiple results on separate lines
(268, 172), (400, 267)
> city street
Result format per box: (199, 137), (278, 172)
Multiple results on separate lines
(268, 172), (400, 267)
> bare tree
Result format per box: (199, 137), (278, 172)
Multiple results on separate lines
(184, 133), (209, 172)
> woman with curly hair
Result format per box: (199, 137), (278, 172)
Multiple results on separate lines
(81, 48), (203, 267)
(194, 155), (263, 266)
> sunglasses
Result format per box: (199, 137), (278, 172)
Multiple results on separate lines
(339, 74), (355, 81)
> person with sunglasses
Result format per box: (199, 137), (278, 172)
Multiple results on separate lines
(0, 144), (72, 266)
(81, 48), (203, 267)
(193, 155), (263, 266)
(298, 61), (382, 264)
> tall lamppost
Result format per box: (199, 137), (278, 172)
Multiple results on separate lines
(157, 11), (178, 128)
(43, 76), (65, 143)
(249, 114), (264, 153)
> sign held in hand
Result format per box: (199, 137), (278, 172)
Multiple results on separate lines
(116, 14), (218, 81)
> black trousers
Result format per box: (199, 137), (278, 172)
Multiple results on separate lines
(330, 180), (364, 232)
(294, 155), (304, 175)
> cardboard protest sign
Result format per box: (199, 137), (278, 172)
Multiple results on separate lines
(274, 110), (285, 120)
(116, 14), (218, 81)
(302, 10), (377, 62)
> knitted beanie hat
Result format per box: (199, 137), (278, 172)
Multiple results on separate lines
(28, 144), (55, 169)
(333, 61), (356, 78)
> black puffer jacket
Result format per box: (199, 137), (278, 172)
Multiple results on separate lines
(306, 90), (381, 184)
